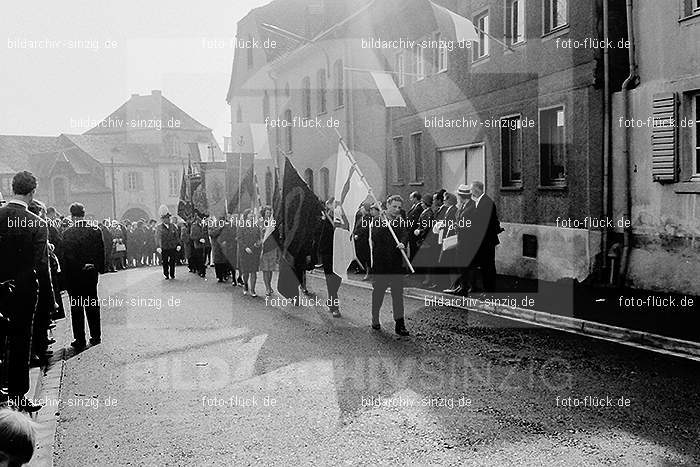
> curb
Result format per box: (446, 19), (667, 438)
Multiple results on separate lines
(311, 272), (700, 362)
(29, 308), (70, 467)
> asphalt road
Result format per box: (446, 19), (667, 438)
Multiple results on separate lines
(54, 265), (700, 466)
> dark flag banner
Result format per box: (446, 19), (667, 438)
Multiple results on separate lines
(275, 157), (324, 299)
(177, 169), (195, 222)
(190, 172), (208, 218)
(226, 153), (255, 214)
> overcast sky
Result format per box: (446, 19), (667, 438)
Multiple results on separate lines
(0, 0), (272, 145)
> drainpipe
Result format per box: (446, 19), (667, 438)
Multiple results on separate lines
(619, 0), (638, 287)
(601, 0), (611, 283)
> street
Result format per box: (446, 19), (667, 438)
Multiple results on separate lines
(52, 265), (700, 466)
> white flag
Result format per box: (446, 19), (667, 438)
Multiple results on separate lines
(332, 143), (370, 279)
(430, 1), (479, 43)
(369, 72), (406, 108)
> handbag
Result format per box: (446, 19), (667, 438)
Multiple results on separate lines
(442, 234), (458, 251)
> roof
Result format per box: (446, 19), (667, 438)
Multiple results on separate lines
(61, 133), (156, 166)
(0, 135), (62, 174)
(84, 91), (211, 135)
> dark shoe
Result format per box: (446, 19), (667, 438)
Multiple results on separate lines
(395, 319), (409, 336)
(11, 396), (42, 413)
(30, 356), (42, 368)
(443, 287), (463, 295)
(170, 275), (175, 280)
(330, 308), (341, 318)
(89, 338), (101, 346)
(70, 340), (86, 351)
(164, 276), (170, 280)
(371, 324), (381, 330)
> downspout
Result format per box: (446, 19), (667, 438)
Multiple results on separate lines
(619, 0), (638, 287)
(601, 0), (611, 282)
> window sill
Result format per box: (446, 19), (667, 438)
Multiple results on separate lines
(391, 182), (405, 187)
(408, 181), (424, 186)
(334, 105), (345, 111)
(542, 25), (570, 41)
(317, 111), (327, 117)
(538, 184), (568, 191)
(504, 41), (526, 54)
(500, 184), (523, 192)
(679, 10), (700, 23)
(471, 55), (490, 67)
(674, 181), (700, 194)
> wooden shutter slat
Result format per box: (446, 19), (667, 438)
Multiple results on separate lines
(651, 92), (678, 182)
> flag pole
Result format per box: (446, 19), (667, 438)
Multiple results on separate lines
(333, 128), (415, 273)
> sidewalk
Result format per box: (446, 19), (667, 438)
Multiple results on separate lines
(28, 307), (71, 467)
(320, 270), (700, 361)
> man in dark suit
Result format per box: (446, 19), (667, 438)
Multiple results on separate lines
(370, 195), (410, 336)
(469, 181), (501, 292)
(446, 185), (475, 295)
(406, 191), (422, 261)
(62, 203), (105, 350)
(155, 205), (181, 280)
(0, 171), (47, 412)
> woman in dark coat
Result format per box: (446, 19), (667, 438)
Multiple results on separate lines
(209, 218), (229, 282)
(237, 209), (262, 296)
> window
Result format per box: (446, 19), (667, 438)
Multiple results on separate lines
(500, 115), (523, 186)
(284, 109), (293, 153)
(125, 172), (143, 192)
(392, 137), (404, 183)
(682, 0), (699, 16)
(544, 0), (567, 34)
(317, 69), (327, 114)
(506, 0), (526, 45)
(414, 44), (425, 81)
(263, 91), (270, 121)
(433, 32), (448, 72)
(247, 35), (254, 69)
(168, 170), (179, 197)
(410, 132), (423, 182)
(694, 95), (700, 177)
(320, 167), (330, 200)
(696, 0), (700, 11)
(304, 168), (314, 192)
(236, 106), (243, 123)
(395, 52), (405, 87)
(53, 178), (68, 204)
(334, 60), (344, 108)
(265, 169), (273, 205)
(302, 77), (311, 118)
(474, 12), (490, 60)
(539, 106), (566, 186)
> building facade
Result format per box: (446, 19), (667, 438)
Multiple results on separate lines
(611, 0), (700, 295)
(0, 90), (221, 221)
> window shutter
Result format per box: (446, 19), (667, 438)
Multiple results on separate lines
(651, 92), (678, 183)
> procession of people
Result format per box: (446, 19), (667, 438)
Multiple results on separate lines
(0, 169), (501, 416)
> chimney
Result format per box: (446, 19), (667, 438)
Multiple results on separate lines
(130, 93), (139, 98)
(151, 90), (162, 97)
